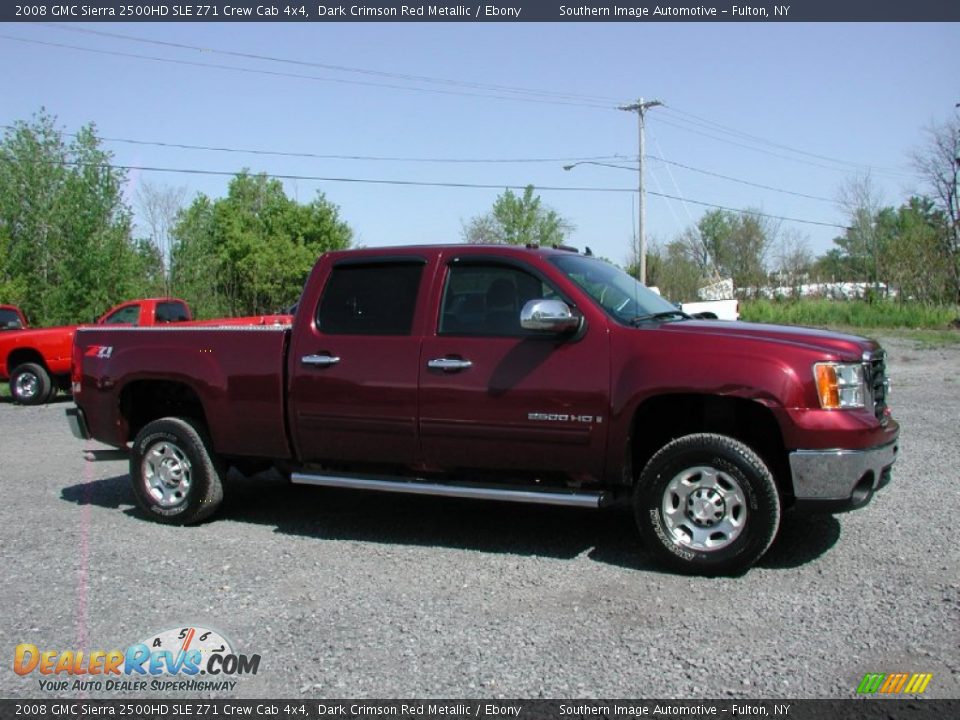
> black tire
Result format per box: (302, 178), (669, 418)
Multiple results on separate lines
(634, 433), (781, 576)
(9, 363), (52, 405)
(129, 417), (224, 525)
(45, 375), (66, 403)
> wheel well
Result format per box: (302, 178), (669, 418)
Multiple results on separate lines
(121, 380), (209, 442)
(6, 348), (48, 374)
(630, 394), (792, 503)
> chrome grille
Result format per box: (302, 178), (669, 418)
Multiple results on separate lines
(864, 351), (888, 421)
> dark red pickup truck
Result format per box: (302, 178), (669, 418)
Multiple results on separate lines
(67, 245), (899, 574)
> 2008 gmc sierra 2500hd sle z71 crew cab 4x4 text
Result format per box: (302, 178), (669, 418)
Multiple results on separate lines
(67, 245), (899, 575)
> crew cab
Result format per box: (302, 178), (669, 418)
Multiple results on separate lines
(0, 304), (28, 331)
(2, 298), (291, 405)
(67, 245), (899, 575)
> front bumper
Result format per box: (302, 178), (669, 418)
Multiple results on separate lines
(66, 406), (91, 440)
(789, 435), (899, 512)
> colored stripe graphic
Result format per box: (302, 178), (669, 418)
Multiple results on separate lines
(857, 674), (885, 694)
(857, 672), (933, 694)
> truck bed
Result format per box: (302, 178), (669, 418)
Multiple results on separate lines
(73, 324), (292, 460)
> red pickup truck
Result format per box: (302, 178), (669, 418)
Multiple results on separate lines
(67, 245), (899, 575)
(2, 298), (291, 405)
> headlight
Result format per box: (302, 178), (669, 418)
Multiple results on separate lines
(814, 362), (866, 409)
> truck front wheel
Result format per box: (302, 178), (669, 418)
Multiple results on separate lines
(635, 433), (781, 576)
(9, 363), (51, 405)
(130, 417), (224, 525)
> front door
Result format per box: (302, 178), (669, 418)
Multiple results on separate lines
(419, 258), (610, 481)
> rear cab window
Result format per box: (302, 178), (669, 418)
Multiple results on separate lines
(316, 262), (425, 336)
(155, 301), (190, 323)
(0, 308), (24, 330)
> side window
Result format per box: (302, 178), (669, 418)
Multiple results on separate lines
(439, 264), (554, 337)
(0, 309), (23, 329)
(317, 262), (424, 336)
(103, 304), (141, 325)
(156, 301), (189, 323)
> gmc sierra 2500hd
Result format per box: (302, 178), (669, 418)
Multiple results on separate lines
(67, 245), (899, 575)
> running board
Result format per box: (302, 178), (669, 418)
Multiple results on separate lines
(290, 471), (609, 509)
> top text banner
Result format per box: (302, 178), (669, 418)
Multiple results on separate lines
(3, 1), (960, 22)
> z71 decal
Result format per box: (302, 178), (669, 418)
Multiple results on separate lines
(84, 345), (113, 359)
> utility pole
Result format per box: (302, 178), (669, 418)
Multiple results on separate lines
(618, 97), (662, 284)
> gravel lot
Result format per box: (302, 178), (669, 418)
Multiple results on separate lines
(1, 335), (958, 700)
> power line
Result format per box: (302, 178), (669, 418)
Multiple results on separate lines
(0, 33), (614, 111)
(44, 23), (622, 107)
(8, 127), (622, 166)
(662, 105), (915, 176)
(2, 124), (836, 200)
(560, 154), (837, 203)
(12, 27), (923, 186)
(38, 158), (849, 230)
(17, 26), (927, 185)
(649, 155), (836, 202)
(652, 113), (921, 180)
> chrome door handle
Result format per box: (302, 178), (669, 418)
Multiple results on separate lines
(427, 358), (473, 371)
(302, 354), (340, 367)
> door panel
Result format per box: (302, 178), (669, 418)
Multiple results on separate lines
(289, 260), (427, 466)
(419, 261), (610, 480)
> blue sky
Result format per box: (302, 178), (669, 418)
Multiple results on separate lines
(0, 21), (955, 266)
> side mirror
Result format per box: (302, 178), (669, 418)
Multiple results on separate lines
(520, 299), (580, 333)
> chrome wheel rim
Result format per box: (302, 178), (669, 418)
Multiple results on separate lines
(142, 441), (192, 507)
(662, 465), (747, 551)
(13, 372), (38, 400)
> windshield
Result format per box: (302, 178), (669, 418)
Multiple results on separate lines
(551, 254), (683, 324)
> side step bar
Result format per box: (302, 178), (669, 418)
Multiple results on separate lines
(290, 471), (610, 509)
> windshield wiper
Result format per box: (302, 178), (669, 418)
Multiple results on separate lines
(629, 310), (691, 325)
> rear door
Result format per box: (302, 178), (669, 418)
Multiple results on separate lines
(418, 256), (610, 481)
(288, 256), (430, 467)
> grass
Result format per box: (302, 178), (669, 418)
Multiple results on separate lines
(741, 298), (959, 330)
(740, 299), (960, 348)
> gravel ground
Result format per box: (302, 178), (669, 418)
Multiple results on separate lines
(0, 335), (957, 700)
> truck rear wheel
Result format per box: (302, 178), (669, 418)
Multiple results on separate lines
(130, 417), (224, 525)
(635, 433), (780, 576)
(9, 363), (51, 405)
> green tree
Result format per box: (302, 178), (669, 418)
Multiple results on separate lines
(913, 117), (960, 302)
(170, 171), (352, 317)
(812, 248), (856, 283)
(644, 240), (703, 302)
(0, 110), (149, 325)
(830, 174), (892, 294)
(879, 196), (953, 304)
(462, 185), (573, 246)
(679, 209), (775, 295)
